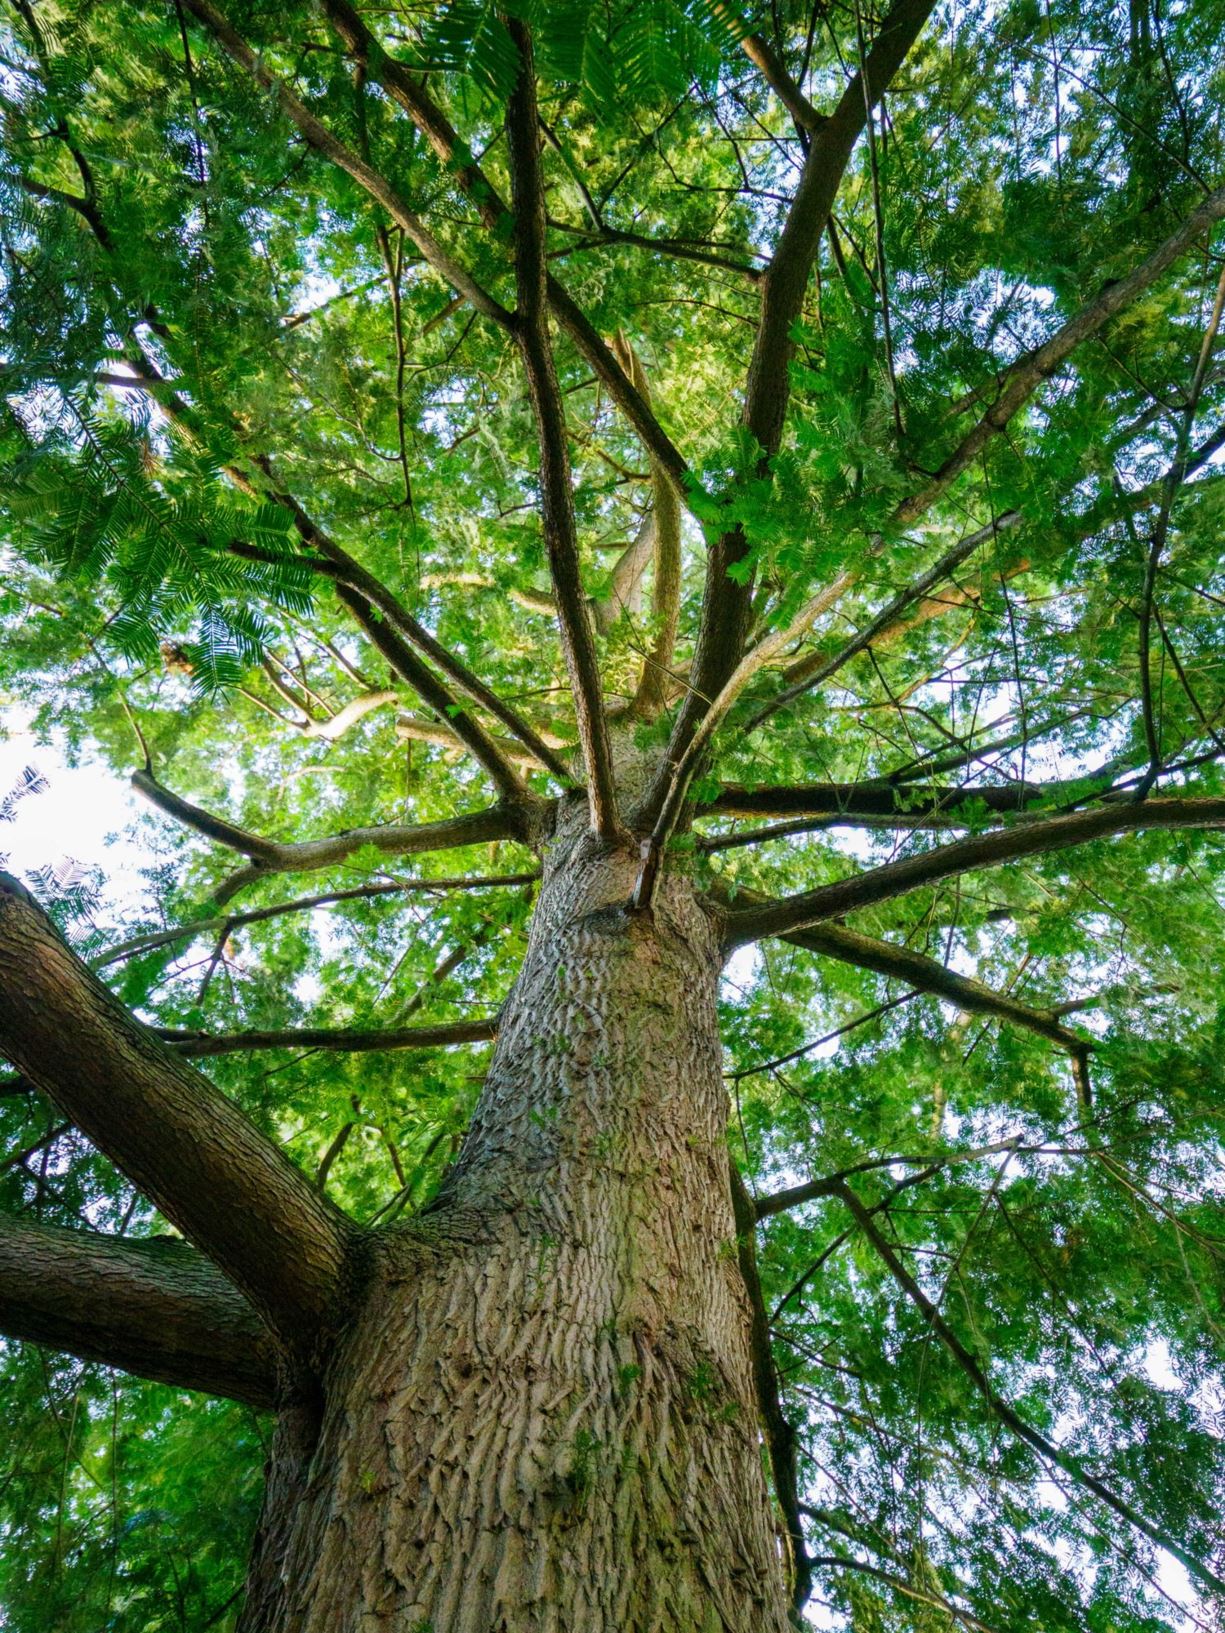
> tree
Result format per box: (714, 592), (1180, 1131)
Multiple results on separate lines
(0, 0), (1224, 1626)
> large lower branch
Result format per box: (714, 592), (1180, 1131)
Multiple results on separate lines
(0, 875), (351, 1356)
(724, 798), (1225, 946)
(0, 1212), (278, 1407)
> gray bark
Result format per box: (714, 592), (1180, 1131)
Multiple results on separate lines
(236, 804), (792, 1631)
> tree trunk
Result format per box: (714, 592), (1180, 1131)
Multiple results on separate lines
(239, 802), (792, 1632)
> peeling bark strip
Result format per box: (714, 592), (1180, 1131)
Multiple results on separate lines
(0, 873), (351, 1356)
(0, 1213), (277, 1406)
(233, 817), (792, 1633)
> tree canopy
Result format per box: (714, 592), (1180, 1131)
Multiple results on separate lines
(1, 0), (1225, 1627)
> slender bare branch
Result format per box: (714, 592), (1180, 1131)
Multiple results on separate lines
(834, 1177), (1225, 1595)
(895, 179), (1225, 527)
(162, 1018), (497, 1057)
(729, 1161), (813, 1611)
(0, 874), (352, 1355)
(780, 921), (1089, 1053)
(335, 584), (531, 804)
(505, 20), (619, 839)
(229, 536), (576, 787)
(95, 873), (538, 969)
(756, 1137), (1025, 1221)
(724, 798), (1225, 946)
(179, 0), (514, 327)
(0, 1213), (278, 1407)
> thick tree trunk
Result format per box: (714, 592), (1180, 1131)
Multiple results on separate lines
(240, 802), (791, 1631)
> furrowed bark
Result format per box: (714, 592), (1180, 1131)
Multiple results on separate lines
(162, 1018), (497, 1057)
(233, 802), (793, 1633)
(0, 873), (351, 1355)
(724, 797), (1225, 945)
(505, 21), (620, 839)
(0, 1212), (278, 1407)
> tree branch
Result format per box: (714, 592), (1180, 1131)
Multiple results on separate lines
(505, 20), (619, 840)
(729, 1162), (813, 1611)
(0, 1213), (278, 1407)
(130, 771), (526, 903)
(228, 535), (575, 787)
(756, 1137), (1025, 1221)
(642, 0), (937, 829)
(740, 33), (825, 134)
(0, 875), (352, 1356)
(162, 1018), (497, 1057)
(700, 770), (1125, 827)
(318, 0), (694, 494)
(94, 873), (539, 969)
(833, 1177), (1225, 1595)
(724, 798), (1225, 946)
(178, 0), (514, 328)
(895, 179), (1225, 527)
(334, 584), (531, 804)
(614, 337), (683, 722)
(778, 921), (1089, 1053)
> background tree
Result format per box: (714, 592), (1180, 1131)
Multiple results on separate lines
(1, 0), (1225, 1627)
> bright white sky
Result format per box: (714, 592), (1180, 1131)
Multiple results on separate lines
(0, 706), (152, 920)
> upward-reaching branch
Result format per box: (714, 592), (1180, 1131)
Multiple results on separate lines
(318, 0), (693, 498)
(613, 337), (682, 722)
(504, 22), (619, 840)
(178, 0), (513, 328)
(640, 0), (937, 834)
(895, 179), (1225, 527)
(0, 874), (352, 1356)
(334, 584), (531, 805)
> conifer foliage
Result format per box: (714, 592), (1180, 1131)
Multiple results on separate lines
(2, 0), (1225, 1628)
